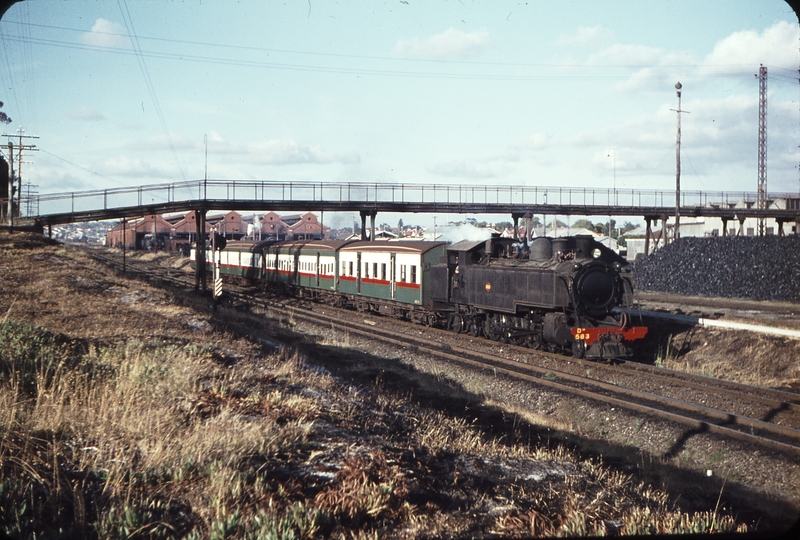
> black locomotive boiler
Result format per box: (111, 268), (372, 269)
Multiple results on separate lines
(428, 235), (647, 360)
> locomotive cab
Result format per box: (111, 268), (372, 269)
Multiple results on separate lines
(432, 234), (646, 360)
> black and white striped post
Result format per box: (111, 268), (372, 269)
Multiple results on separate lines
(211, 230), (226, 310)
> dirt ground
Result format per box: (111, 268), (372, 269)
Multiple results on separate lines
(1, 232), (798, 537)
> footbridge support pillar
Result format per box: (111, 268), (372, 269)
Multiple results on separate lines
(359, 211), (377, 241)
(194, 209), (207, 293)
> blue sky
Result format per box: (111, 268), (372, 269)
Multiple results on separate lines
(0, 0), (798, 227)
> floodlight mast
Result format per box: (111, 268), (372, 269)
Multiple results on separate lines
(671, 82), (688, 243)
(756, 65), (768, 236)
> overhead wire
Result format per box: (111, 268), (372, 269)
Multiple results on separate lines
(0, 26), (23, 126)
(2, 18), (798, 83)
(39, 148), (127, 185)
(5, 19), (791, 72)
(117, 0), (187, 181)
(0, 14), (797, 194)
(0, 31), (785, 83)
(18, 0), (36, 127)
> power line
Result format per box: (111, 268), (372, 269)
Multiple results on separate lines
(117, 0), (186, 181)
(38, 148), (124, 184)
(0, 27), (24, 124)
(0, 31), (786, 83)
(8, 18), (798, 73)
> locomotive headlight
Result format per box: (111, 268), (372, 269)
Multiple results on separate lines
(592, 248), (602, 258)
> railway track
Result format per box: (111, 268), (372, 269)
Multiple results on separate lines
(85, 246), (800, 457)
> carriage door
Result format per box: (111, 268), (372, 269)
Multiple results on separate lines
(390, 253), (396, 299)
(356, 252), (362, 294)
(316, 252), (321, 287)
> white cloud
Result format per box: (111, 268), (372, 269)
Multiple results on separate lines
(577, 21), (799, 93)
(394, 28), (490, 59)
(583, 43), (697, 92)
(700, 21), (800, 76)
(129, 134), (358, 167)
(98, 155), (163, 177)
(34, 170), (93, 191)
(132, 133), (198, 151)
(429, 159), (501, 179)
(556, 26), (615, 48)
(80, 19), (128, 48)
(67, 106), (105, 121)
(248, 139), (359, 165)
(519, 132), (554, 150)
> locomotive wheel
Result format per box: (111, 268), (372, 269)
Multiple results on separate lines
(571, 340), (586, 359)
(484, 314), (503, 341)
(451, 314), (465, 334)
(527, 325), (544, 350)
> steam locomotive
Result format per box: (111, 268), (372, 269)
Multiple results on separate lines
(191, 234), (647, 360)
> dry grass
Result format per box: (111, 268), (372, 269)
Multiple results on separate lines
(0, 234), (759, 537)
(661, 327), (800, 389)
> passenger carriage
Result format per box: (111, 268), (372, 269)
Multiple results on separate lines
(190, 240), (269, 281)
(338, 241), (446, 318)
(262, 240), (350, 291)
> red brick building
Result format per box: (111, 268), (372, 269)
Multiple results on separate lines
(106, 214), (173, 250)
(257, 211), (329, 240)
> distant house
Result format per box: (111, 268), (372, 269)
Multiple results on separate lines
(260, 211), (289, 240)
(285, 212), (329, 240)
(168, 211), (211, 254)
(253, 211), (328, 240)
(210, 211), (246, 239)
(105, 214), (173, 251)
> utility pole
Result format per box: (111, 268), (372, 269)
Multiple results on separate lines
(756, 65), (768, 236)
(3, 127), (39, 221)
(6, 141), (12, 229)
(671, 82), (689, 243)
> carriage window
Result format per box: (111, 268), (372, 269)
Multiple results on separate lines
(373, 263), (378, 279)
(349, 261), (353, 276)
(381, 263), (386, 281)
(410, 265), (417, 284)
(400, 265), (407, 282)
(364, 262), (369, 278)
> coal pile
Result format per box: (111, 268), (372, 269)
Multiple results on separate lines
(632, 236), (800, 302)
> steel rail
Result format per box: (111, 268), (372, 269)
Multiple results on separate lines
(84, 247), (800, 457)
(258, 303), (800, 457)
(618, 361), (800, 412)
(296, 311), (800, 444)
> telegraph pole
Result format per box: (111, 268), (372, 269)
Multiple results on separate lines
(3, 127), (39, 221)
(6, 141), (12, 229)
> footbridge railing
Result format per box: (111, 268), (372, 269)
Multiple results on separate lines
(12, 179), (797, 224)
